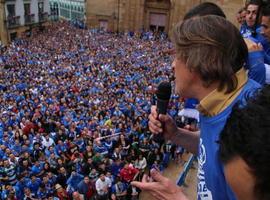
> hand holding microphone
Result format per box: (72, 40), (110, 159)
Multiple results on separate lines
(149, 82), (178, 142)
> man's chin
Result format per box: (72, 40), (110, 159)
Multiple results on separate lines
(246, 22), (255, 27)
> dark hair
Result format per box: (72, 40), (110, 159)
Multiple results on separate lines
(183, 2), (226, 20)
(219, 85), (270, 200)
(172, 15), (248, 93)
(262, 0), (270, 6)
(246, 0), (262, 7)
(261, 4), (270, 17)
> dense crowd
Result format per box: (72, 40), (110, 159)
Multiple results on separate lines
(0, 21), (188, 200)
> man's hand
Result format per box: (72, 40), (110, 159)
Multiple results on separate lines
(148, 106), (178, 140)
(131, 169), (188, 200)
(244, 38), (263, 52)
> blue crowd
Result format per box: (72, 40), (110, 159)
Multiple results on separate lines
(0, 21), (187, 200)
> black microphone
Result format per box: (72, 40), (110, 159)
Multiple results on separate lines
(156, 81), (172, 115)
(153, 81), (172, 143)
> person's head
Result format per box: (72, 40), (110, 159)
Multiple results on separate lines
(22, 159), (29, 166)
(24, 187), (31, 195)
(172, 15), (248, 99)
(237, 7), (247, 24)
(245, 0), (261, 27)
(84, 176), (90, 183)
(31, 175), (36, 182)
(72, 191), (83, 200)
(124, 162), (129, 169)
(99, 173), (105, 181)
(219, 85), (270, 200)
(261, 5), (270, 40)
(55, 183), (63, 192)
(59, 166), (66, 174)
(3, 159), (10, 167)
(106, 171), (111, 177)
(183, 2), (226, 20)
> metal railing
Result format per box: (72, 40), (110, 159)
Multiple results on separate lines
(6, 16), (20, 28)
(24, 14), (35, 24)
(39, 12), (48, 22)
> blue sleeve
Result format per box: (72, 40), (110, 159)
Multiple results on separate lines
(67, 175), (73, 185)
(264, 52), (270, 65)
(247, 51), (266, 85)
(111, 185), (116, 194)
(260, 36), (270, 65)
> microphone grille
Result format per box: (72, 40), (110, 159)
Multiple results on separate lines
(156, 81), (172, 100)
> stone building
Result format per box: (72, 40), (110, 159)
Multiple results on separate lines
(0, 0), (50, 45)
(86, 0), (246, 34)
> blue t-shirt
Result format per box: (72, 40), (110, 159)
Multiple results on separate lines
(198, 79), (260, 200)
(247, 51), (266, 85)
(185, 98), (199, 109)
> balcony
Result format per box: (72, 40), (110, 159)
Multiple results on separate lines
(6, 16), (20, 28)
(39, 12), (48, 22)
(24, 14), (35, 25)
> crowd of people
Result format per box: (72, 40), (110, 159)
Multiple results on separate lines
(0, 21), (188, 200)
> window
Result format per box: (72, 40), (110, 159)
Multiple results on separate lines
(7, 4), (15, 17)
(24, 3), (30, 15)
(10, 32), (17, 41)
(38, 2), (44, 13)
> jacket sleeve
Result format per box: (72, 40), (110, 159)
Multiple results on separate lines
(247, 51), (265, 85)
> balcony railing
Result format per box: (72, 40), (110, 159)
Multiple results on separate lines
(24, 14), (35, 24)
(6, 16), (20, 28)
(39, 12), (48, 22)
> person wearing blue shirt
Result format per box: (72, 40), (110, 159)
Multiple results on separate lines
(110, 158), (123, 177)
(260, 4), (270, 84)
(37, 184), (48, 199)
(27, 175), (42, 195)
(246, 43), (266, 84)
(132, 14), (260, 200)
(111, 177), (128, 200)
(66, 171), (84, 194)
(241, 2), (270, 84)
(244, 3), (270, 86)
(31, 161), (44, 177)
(240, 2), (262, 43)
(15, 176), (27, 200)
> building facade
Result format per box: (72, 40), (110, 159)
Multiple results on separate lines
(0, 0), (50, 45)
(86, 0), (245, 34)
(49, 0), (86, 21)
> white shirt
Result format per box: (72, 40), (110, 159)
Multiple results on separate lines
(95, 177), (111, 195)
(134, 157), (147, 170)
(42, 136), (55, 148)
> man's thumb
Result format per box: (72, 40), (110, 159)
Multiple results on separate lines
(159, 114), (171, 124)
